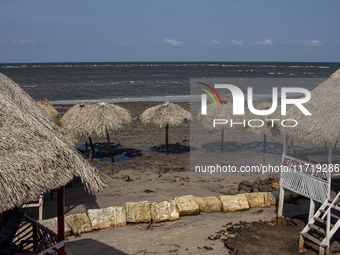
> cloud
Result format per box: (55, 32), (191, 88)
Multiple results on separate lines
(231, 40), (243, 46)
(206, 39), (222, 47)
(249, 39), (274, 46)
(116, 42), (134, 46)
(284, 40), (322, 47)
(160, 39), (184, 47)
(0, 40), (38, 45)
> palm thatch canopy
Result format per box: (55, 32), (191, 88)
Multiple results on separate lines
(139, 102), (192, 127)
(0, 73), (76, 147)
(244, 100), (281, 138)
(330, 69), (340, 78)
(0, 91), (106, 213)
(61, 102), (131, 137)
(279, 70), (340, 145)
(37, 99), (61, 125)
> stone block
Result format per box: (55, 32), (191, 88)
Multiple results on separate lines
(219, 194), (250, 212)
(195, 196), (221, 213)
(124, 201), (151, 223)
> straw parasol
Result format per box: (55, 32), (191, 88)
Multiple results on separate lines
(0, 91), (106, 213)
(61, 102), (132, 162)
(243, 100), (281, 152)
(330, 69), (340, 78)
(197, 95), (246, 152)
(279, 69), (340, 146)
(0, 73), (76, 147)
(37, 98), (61, 125)
(140, 102), (192, 155)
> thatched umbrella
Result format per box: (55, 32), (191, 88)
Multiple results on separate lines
(330, 69), (340, 78)
(197, 95), (246, 152)
(140, 102), (192, 155)
(61, 102), (131, 162)
(244, 101), (281, 152)
(0, 73), (76, 147)
(37, 98), (61, 125)
(0, 91), (106, 213)
(279, 70), (340, 146)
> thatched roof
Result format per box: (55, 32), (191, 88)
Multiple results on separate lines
(61, 102), (131, 137)
(37, 99), (61, 125)
(243, 101), (281, 138)
(330, 68), (340, 78)
(279, 71), (340, 145)
(139, 102), (192, 127)
(0, 73), (76, 147)
(0, 91), (106, 213)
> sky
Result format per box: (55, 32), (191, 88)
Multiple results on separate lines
(0, 0), (339, 63)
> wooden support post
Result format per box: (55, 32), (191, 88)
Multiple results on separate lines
(308, 199), (315, 222)
(263, 134), (266, 153)
(334, 140), (338, 151)
(33, 225), (38, 250)
(278, 135), (287, 221)
(298, 235), (304, 253)
(39, 197), (43, 222)
(165, 124), (169, 155)
(106, 128), (114, 162)
(290, 138), (294, 154)
(278, 186), (284, 219)
(283, 135), (288, 155)
(221, 129), (224, 153)
(57, 186), (65, 253)
(325, 144), (332, 254)
(88, 137), (95, 159)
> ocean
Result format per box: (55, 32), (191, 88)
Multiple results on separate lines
(0, 62), (339, 103)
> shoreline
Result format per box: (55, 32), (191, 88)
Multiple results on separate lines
(50, 93), (285, 105)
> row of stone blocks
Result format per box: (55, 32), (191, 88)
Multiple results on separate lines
(41, 190), (295, 237)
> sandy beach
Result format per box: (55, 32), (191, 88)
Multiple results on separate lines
(20, 100), (340, 254)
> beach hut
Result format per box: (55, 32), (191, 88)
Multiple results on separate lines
(197, 95), (246, 152)
(0, 73), (76, 147)
(37, 99), (61, 125)
(278, 69), (340, 254)
(0, 91), (105, 254)
(243, 100), (281, 152)
(139, 102), (192, 155)
(61, 102), (131, 162)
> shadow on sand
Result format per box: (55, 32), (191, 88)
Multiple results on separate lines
(151, 144), (196, 154)
(25, 182), (100, 220)
(66, 238), (128, 255)
(78, 142), (142, 162)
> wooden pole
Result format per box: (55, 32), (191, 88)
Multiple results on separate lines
(38, 197), (43, 222)
(221, 129), (224, 152)
(165, 124), (169, 155)
(326, 144), (332, 254)
(106, 128), (114, 162)
(290, 138), (293, 154)
(57, 186), (65, 253)
(263, 134), (267, 153)
(278, 135), (287, 221)
(88, 137), (95, 159)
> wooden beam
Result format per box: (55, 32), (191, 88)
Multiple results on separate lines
(57, 186), (65, 254)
